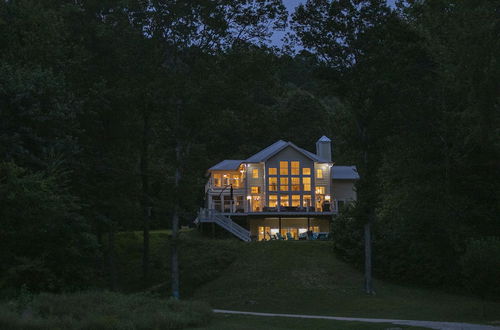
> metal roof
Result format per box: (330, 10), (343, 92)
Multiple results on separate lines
(332, 166), (360, 180)
(208, 159), (243, 171)
(317, 135), (331, 142)
(245, 140), (288, 162)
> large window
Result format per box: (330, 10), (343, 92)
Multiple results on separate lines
(291, 177), (300, 191)
(302, 177), (311, 191)
(232, 174), (240, 188)
(269, 167), (277, 175)
(213, 173), (221, 187)
(291, 161), (300, 175)
(291, 195), (300, 207)
(302, 168), (311, 175)
(268, 177), (277, 191)
(280, 161), (288, 175)
(315, 186), (325, 194)
(280, 177), (289, 191)
(269, 195), (278, 207)
(280, 195), (289, 207)
(316, 168), (323, 179)
(252, 168), (259, 178)
(303, 195), (312, 207)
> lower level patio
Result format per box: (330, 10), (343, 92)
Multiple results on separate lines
(248, 217), (331, 241)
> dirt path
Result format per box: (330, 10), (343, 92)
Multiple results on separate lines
(213, 309), (500, 330)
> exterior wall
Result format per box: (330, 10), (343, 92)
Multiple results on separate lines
(265, 146), (316, 208)
(313, 163), (331, 195)
(245, 163), (265, 211)
(332, 180), (357, 201)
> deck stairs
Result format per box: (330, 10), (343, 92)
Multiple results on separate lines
(195, 208), (251, 242)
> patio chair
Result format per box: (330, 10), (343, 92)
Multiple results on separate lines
(276, 232), (285, 240)
(266, 232), (276, 240)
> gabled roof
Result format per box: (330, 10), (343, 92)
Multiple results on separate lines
(245, 140), (329, 163)
(332, 166), (360, 180)
(244, 140), (288, 162)
(208, 159), (243, 171)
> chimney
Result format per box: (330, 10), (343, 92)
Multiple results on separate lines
(316, 136), (332, 161)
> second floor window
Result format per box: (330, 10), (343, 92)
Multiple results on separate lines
(280, 177), (289, 191)
(252, 168), (259, 178)
(316, 186), (325, 194)
(291, 177), (300, 191)
(303, 177), (311, 191)
(269, 194), (278, 207)
(269, 167), (277, 175)
(316, 169), (323, 179)
(251, 186), (261, 194)
(303, 168), (311, 175)
(268, 177), (277, 191)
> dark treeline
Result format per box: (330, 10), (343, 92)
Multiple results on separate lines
(1, 0), (498, 298)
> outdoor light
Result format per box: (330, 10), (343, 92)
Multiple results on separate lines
(246, 195), (252, 200)
(325, 195), (331, 201)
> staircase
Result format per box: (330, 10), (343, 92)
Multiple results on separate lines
(196, 208), (251, 242)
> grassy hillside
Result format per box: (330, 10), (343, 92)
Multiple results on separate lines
(113, 231), (500, 326)
(192, 241), (500, 324)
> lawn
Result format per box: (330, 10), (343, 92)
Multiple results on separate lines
(189, 313), (429, 329)
(114, 231), (500, 326)
(192, 241), (500, 324)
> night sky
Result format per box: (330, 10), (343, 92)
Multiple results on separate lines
(270, 0), (398, 47)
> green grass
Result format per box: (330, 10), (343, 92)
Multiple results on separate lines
(114, 229), (243, 295)
(192, 241), (500, 324)
(189, 314), (429, 329)
(0, 291), (211, 329)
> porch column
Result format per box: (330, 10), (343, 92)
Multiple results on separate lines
(279, 216), (282, 232)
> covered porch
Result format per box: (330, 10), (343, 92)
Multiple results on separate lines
(249, 217), (331, 241)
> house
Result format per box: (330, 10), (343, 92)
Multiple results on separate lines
(196, 136), (359, 241)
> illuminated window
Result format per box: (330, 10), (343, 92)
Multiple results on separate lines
(232, 174), (240, 188)
(316, 169), (323, 179)
(315, 186), (325, 194)
(213, 173), (221, 187)
(280, 195), (289, 207)
(251, 186), (260, 194)
(303, 195), (312, 207)
(252, 168), (259, 179)
(269, 168), (277, 175)
(223, 174), (230, 185)
(302, 168), (311, 175)
(280, 177), (289, 191)
(269, 195), (278, 207)
(268, 177), (277, 191)
(302, 177), (311, 191)
(291, 161), (300, 175)
(280, 161), (288, 175)
(291, 195), (300, 207)
(291, 177), (301, 191)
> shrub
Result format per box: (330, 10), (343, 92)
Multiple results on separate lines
(0, 291), (212, 329)
(460, 237), (500, 299)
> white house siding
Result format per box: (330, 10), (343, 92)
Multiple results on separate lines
(332, 180), (357, 202)
(245, 163), (265, 211)
(314, 163), (332, 195)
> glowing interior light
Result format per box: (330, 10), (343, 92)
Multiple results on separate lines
(325, 195), (331, 201)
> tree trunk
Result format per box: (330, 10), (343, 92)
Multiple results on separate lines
(140, 111), (151, 283)
(108, 226), (117, 291)
(170, 140), (182, 299)
(364, 220), (373, 294)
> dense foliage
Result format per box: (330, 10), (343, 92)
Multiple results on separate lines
(0, 291), (211, 329)
(0, 0), (498, 297)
